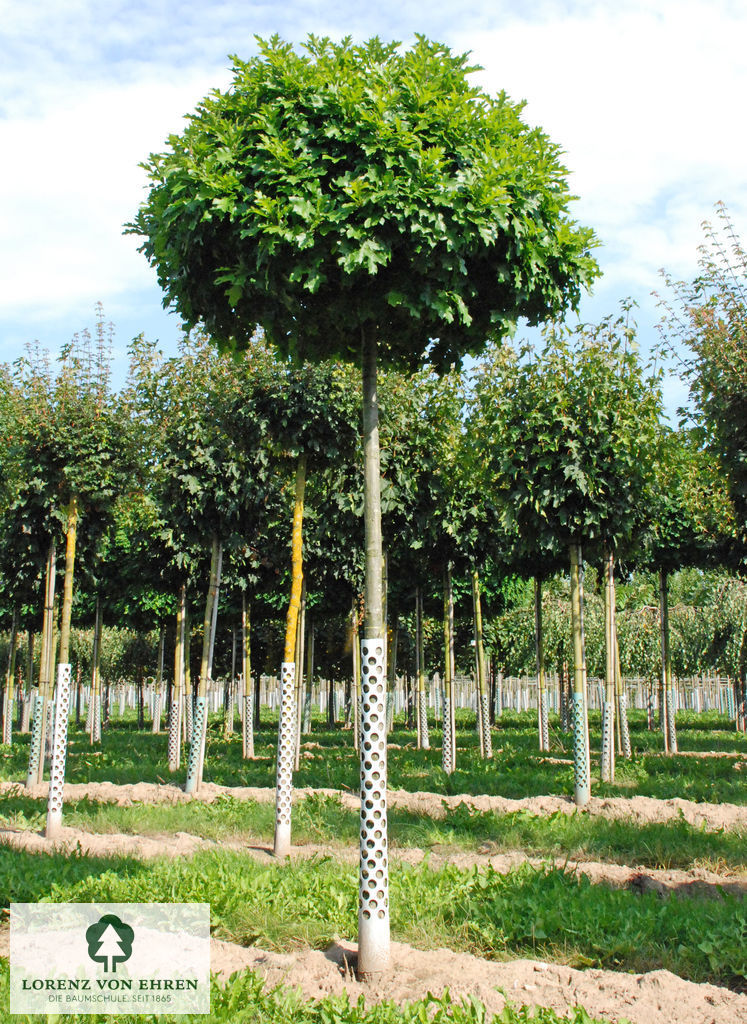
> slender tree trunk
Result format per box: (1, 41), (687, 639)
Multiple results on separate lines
(90, 596), (103, 744)
(386, 616), (398, 734)
(2, 609), (18, 745)
(352, 598), (361, 750)
(357, 325), (389, 979)
(534, 576), (549, 752)
(241, 593), (254, 758)
(274, 453), (307, 857)
(613, 580), (631, 757)
(21, 631), (34, 734)
(569, 543), (591, 807)
(168, 584), (186, 771)
(303, 618), (315, 734)
(57, 495), (78, 666)
(659, 567), (678, 754)
(442, 566), (456, 774)
(224, 627), (236, 738)
(27, 540), (56, 789)
(293, 579), (307, 771)
(601, 549), (616, 782)
(186, 536), (223, 793)
(152, 626), (165, 734)
(416, 587), (429, 750)
(473, 569), (492, 758)
(183, 604), (193, 744)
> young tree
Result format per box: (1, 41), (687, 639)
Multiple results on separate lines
(129, 34), (597, 977)
(658, 202), (747, 555)
(470, 306), (662, 801)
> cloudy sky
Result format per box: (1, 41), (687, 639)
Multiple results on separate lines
(2, 0), (745, 412)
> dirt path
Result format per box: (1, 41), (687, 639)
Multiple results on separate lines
(0, 922), (744, 1024)
(4, 779), (746, 832)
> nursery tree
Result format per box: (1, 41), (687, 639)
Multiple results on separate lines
(658, 202), (747, 554)
(639, 427), (737, 748)
(5, 318), (131, 811)
(129, 34), (597, 977)
(470, 307), (662, 802)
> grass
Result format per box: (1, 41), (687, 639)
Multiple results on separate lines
(1, 791), (745, 873)
(1, 709), (745, 804)
(0, 845), (744, 991)
(0, 961), (621, 1024)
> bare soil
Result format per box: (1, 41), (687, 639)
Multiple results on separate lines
(5, 778), (746, 832)
(0, 922), (745, 1024)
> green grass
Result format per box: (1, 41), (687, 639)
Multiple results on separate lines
(2, 709), (745, 804)
(0, 961), (620, 1024)
(2, 791), (745, 873)
(1, 845), (744, 990)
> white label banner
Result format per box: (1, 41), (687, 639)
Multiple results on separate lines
(10, 903), (210, 1014)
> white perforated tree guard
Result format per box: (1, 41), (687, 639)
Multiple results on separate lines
(92, 693), (101, 744)
(441, 688), (453, 775)
(2, 688), (12, 745)
(418, 687), (430, 750)
(242, 678), (254, 759)
(152, 688), (162, 734)
(357, 638), (389, 977)
(45, 664), (72, 838)
(481, 692), (493, 757)
(538, 690), (549, 751)
(168, 695), (182, 772)
(572, 694), (590, 807)
(273, 662), (295, 857)
(666, 687), (678, 753)
(185, 696), (207, 794)
(25, 693), (43, 790)
(601, 701), (615, 782)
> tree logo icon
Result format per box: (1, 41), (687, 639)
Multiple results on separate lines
(85, 914), (135, 973)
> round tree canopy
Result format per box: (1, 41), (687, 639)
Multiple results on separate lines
(129, 35), (598, 371)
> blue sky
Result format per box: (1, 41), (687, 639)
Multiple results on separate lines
(2, 0), (745, 416)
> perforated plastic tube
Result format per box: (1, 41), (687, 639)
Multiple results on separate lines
(357, 638), (389, 978)
(46, 664), (72, 837)
(273, 662), (295, 857)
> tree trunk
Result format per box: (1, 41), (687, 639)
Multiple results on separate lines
(659, 567), (678, 754)
(534, 576), (549, 752)
(153, 625), (165, 734)
(186, 535), (223, 793)
(442, 566), (456, 774)
(183, 605), (193, 744)
(293, 578), (307, 771)
(416, 587), (429, 750)
(386, 616), (398, 734)
(601, 549), (615, 782)
(241, 593), (254, 759)
(613, 580), (631, 757)
(27, 540), (56, 789)
(473, 570), (492, 758)
(57, 495), (78, 666)
(352, 598), (361, 749)
(303, 618), (315, 734)
(89, 596), (103, 744)
(2, 609), (18, 745)
(274, 453), (307, 857)
(168, 584), (186, 772)
(569, 543), (590, 807)
(357, 325), (389, 979)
